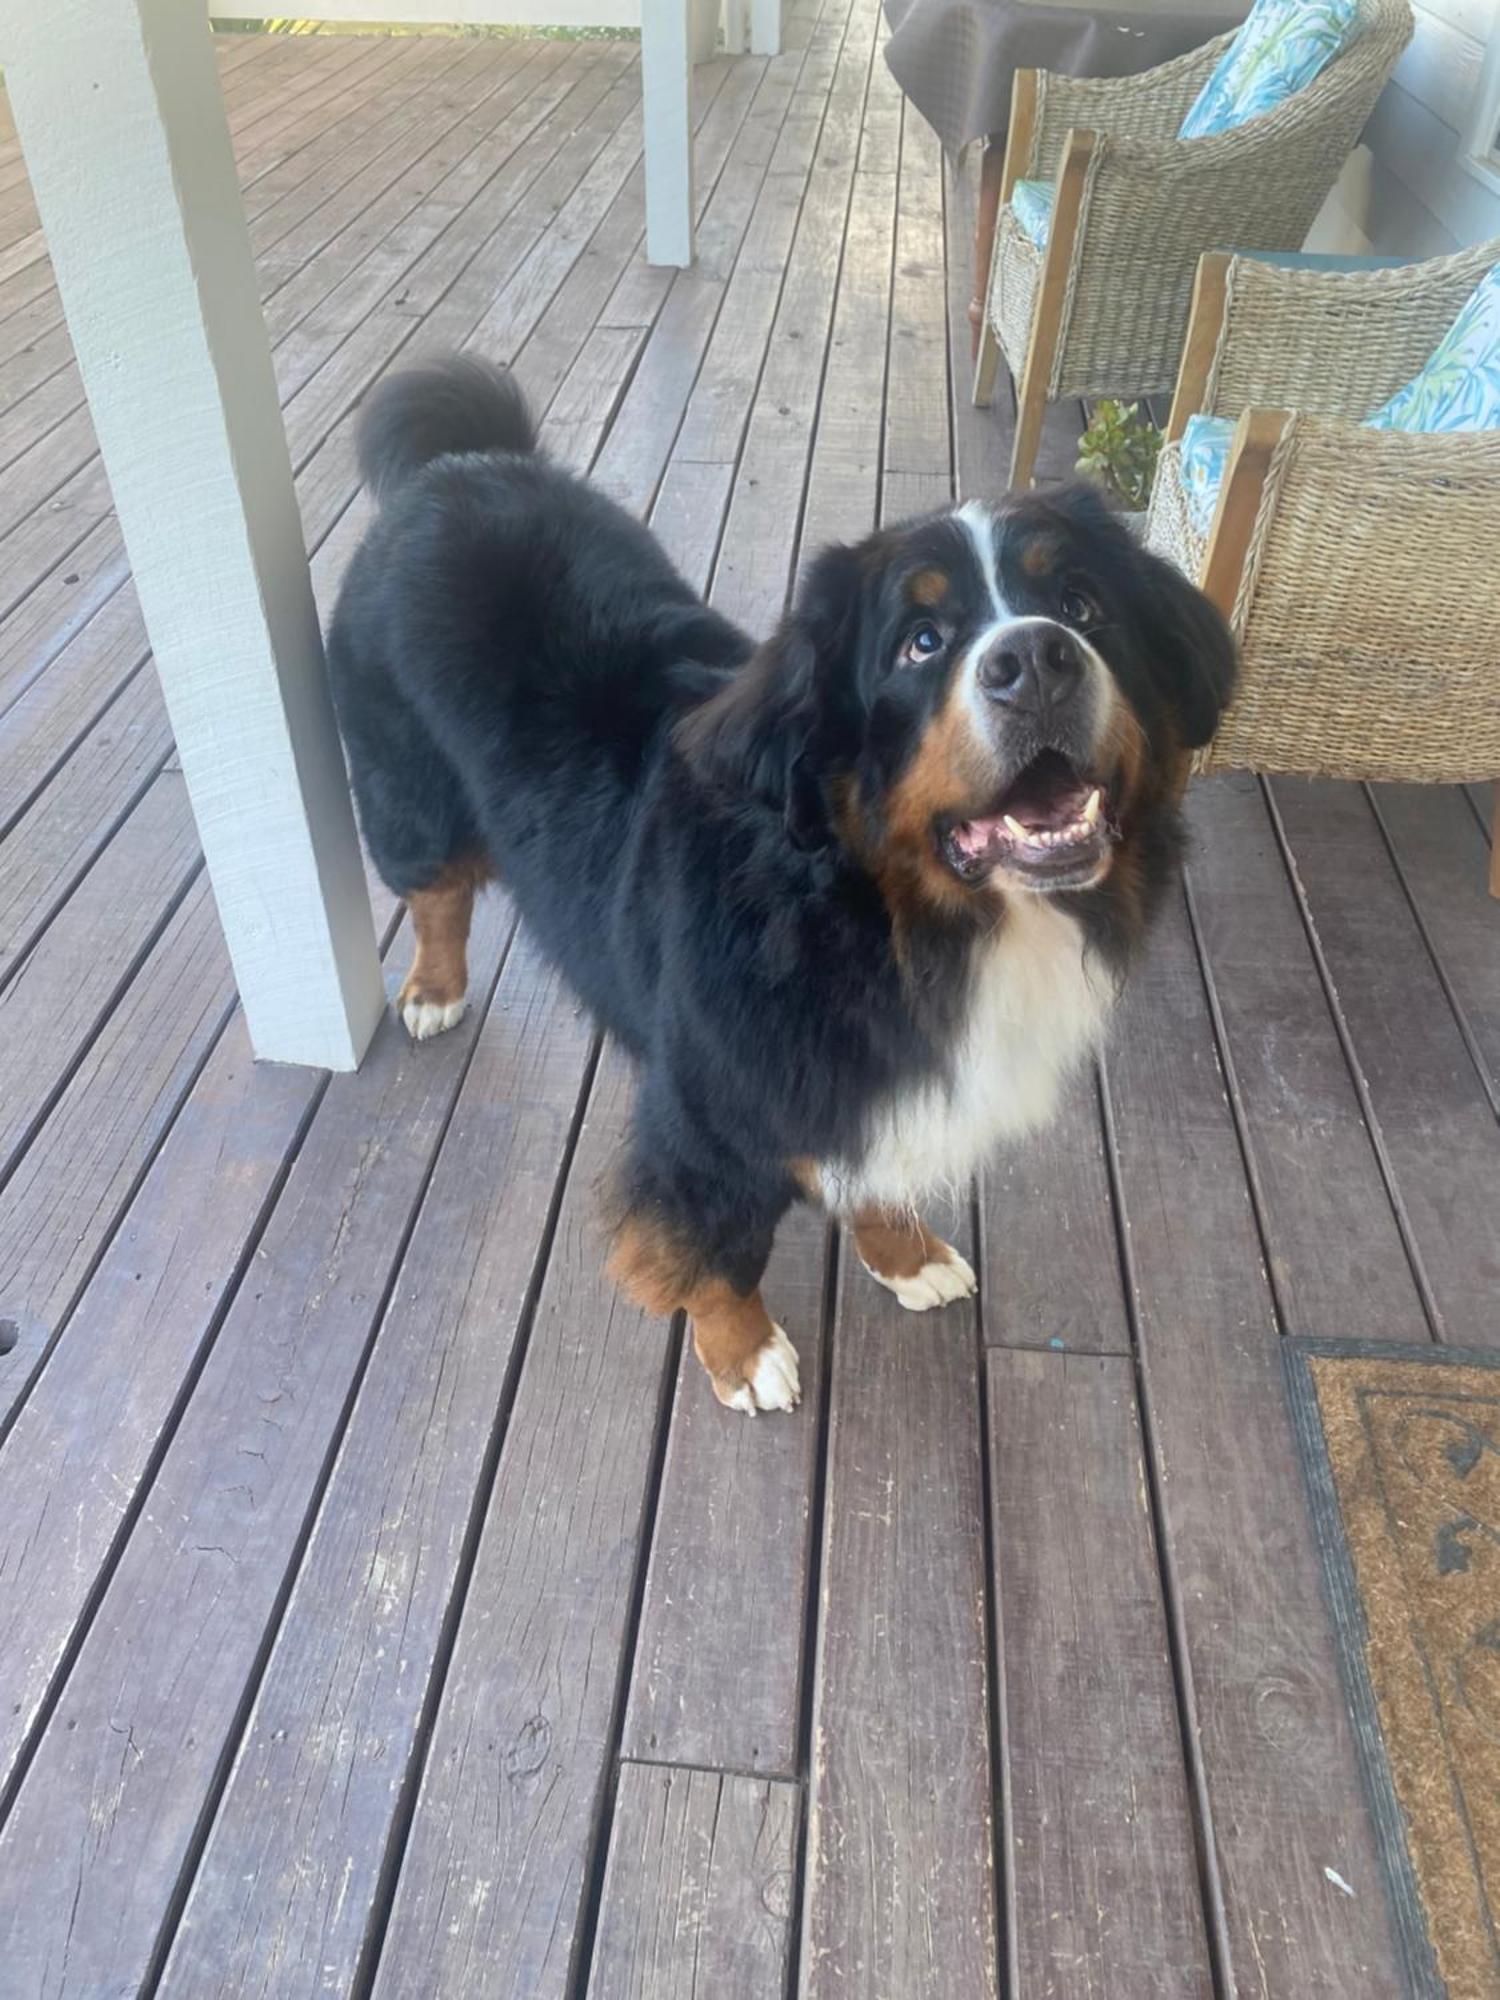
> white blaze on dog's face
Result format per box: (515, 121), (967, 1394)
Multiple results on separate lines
(818, 486), (1235, 914)
(945, 499), (1123, 893)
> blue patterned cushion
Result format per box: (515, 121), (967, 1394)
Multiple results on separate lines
(1365, 265), (1500, 433)
(1178, 0), (1360, 139)
(1179, 413), (1237, 535)
(1010, 179), (1054, 249)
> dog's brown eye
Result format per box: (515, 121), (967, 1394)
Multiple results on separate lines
(1060, 587), (1098, 628)
(901, 622), (944, 665)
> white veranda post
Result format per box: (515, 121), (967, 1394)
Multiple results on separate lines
(0, 0), (386, 1071)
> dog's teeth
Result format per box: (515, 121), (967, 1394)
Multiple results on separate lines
(1083, 788), (1102, 826)
(1003, 814), (1029, 842)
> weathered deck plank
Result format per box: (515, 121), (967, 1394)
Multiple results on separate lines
(800, 1212), (1001, 2000)
(622, 1202), (829, 1775)
(586, 1764), (800, 1998)
(1367, 780), (1500, 1101)
(1183, 773), (1431, 1340)
(1103, 886), (1408, 1995)
(1270, 776), (1500, 1346)
(366, 1045), (674, 2000)
(0, 775), (200, 1174)
(158, 929), (596, 2000)
(882, 104), (950, 521)
(990, 1349), (1215, 1999)
(0, 901), (516, 1993)
(978, 1071), (1130, 1353)
(711, 0), (882, 625)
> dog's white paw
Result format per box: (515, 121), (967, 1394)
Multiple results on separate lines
(863, 1245), (977, 1312)
(722, 1325), (801, 1415)
(400, 994), (468, 1041)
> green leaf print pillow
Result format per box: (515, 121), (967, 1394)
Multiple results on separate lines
(1178, 0), (1361, 140)
(1365, 265), (1500, 434)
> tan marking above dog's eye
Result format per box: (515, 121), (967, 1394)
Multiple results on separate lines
(1021, 537), (1061, 577)
(908, 568), (949, 606)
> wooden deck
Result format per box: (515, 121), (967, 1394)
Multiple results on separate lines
(0, 17), (1497, 1998)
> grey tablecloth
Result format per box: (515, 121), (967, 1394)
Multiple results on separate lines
(883, 0), (1248, 153)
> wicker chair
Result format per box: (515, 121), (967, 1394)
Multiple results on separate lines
(972, 0), (1413, 490)
(1147, 241), (1500, 895)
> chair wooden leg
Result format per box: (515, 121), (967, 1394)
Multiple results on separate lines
(973, 317), (1002, 408)
(969, 140), (1005, 362)
(1009, 346), (1051, 489)
(1490, 785), (1500, 900)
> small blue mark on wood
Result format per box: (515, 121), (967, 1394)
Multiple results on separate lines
(1049, 1337), (1065, 1350)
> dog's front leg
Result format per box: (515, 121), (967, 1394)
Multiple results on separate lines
(606, 1130), (801, 1414)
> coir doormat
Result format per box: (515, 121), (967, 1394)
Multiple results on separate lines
(1286, 1340), (1500, 1999)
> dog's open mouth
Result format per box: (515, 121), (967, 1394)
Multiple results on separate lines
(941, 749), (1117, 890)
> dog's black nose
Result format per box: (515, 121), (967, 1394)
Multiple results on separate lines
(977, 621), (1083, 709)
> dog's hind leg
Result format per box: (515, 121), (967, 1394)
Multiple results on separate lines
(398, 852), (490, 1041)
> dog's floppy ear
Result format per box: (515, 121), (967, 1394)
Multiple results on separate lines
(675, 542), (864, 848)
(1135, 546), (1238, 748)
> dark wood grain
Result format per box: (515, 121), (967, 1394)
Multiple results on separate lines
(1270, 776), (1500, 1346)
(0, 872), (232, 1356)
(1367, 781), (1500, 1103)
(978, 1070), (1128, 1353)
(795, 154), (896, 556)
(882, 103), (950, 523)
(0, 671), (172, 982)
(990, 1348), (1214, 1999)
(0, 1010), (320, 1763)
(800, 1208), (1001, 2000)
(0, 773), (199, 1172)
(366, 1042), (675, 2000)
(622, 1201), (828, 1775)
(1103, 883), (1407, 1995)
(157, 927), (595, 2000)
(651, 459), (736, 592)
(512, 44), (765, 431)
(0, 899), (515, 1994)
(711, 0), (881, 628)
(586, 1764), (799, 1999)
(1184, 773), (1430, 1341)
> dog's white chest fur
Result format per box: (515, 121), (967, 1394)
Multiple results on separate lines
(820, 897), (1112, 1214)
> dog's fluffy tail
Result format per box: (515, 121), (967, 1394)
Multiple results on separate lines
(356, 354), (536, 505)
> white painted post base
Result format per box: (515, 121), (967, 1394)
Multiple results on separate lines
(751, 0), (781, 56)
(0, 0), (385, 1071)
(641, 0), (696, 265)
(723, 0), (748, 54)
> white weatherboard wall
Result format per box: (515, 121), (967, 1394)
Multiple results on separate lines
(1311, 0), (1500, 253)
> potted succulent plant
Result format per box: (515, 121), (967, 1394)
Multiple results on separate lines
(1075, 399), (1162, 531)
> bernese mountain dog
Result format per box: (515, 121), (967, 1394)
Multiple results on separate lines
(328, 356), (1235, 1415)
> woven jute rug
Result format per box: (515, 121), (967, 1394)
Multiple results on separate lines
(1287, 1340), (1500, 1999)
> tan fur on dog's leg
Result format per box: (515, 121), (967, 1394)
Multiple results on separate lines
(608, 1213), (800, 1414)
(688, 1280), (800, 1414)
(854, 1205), (977, 1313)
(398, 854), (487, 1041)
